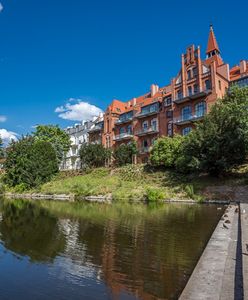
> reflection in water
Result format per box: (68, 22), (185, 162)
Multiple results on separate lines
(0, 198), (224, 300)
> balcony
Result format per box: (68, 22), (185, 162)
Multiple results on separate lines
(113, 132), (134, 141)
(174, 89), (211, 104)
(173, 113), (205, 125)
(88, 125), (103, 133)
(135, 126), (159, 136)
(115, 116), (133, 125)
(135, 104), (159, 119)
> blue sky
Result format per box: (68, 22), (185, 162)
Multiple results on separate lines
(0, 0), (247, 142)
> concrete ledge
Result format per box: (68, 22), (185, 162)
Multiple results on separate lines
(180, 206), (238, 300)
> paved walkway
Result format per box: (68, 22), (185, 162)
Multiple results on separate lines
(180, 186), (248, 300)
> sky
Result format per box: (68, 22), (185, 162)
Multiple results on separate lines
(0, 0), (247, 143)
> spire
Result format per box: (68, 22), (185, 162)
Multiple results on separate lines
(206, 25), (220, 56)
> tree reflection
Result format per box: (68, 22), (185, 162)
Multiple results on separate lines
(0, 199), (66, 263)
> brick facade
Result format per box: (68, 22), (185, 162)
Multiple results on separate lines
(88, 26), (247, 163)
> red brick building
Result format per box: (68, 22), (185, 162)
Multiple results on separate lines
(88, 26), (247, 163)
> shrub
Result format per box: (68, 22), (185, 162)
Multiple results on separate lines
(113, 141), (137, 166)
(145, 187), (165, 202)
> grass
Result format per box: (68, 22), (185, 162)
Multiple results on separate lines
(3, 162), (248, 202)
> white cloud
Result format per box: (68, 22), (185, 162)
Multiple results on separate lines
(0, 115), (7, 123)
(0, 3), (3, 12)
(55, 99), (103, 121)
(0, 129), (18, 144)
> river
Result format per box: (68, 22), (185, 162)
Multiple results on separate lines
(0, 198), (224, 300)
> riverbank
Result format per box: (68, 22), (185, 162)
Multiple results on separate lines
(2, 164), (248, 203)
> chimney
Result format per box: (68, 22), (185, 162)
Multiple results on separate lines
(151, 84), (159, 97)
(240, 60), (247, 75)
(132, 97), (136, 106)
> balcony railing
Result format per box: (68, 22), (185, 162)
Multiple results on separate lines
(135, 126), (159, 136)
(113, 132), (134, 141)
(174, 89), (211, 104)
(173, 113), (205, 125)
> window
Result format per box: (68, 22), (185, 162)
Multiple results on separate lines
(141, 102), (159, 115)
(177, 90), (182, 100)
(218, 80), (222, 90)
(151, 118), (157, 130)
(205, 79), (211, 90)
(164, 97), (172, 106)
(187, 70), (191, 80)
(195, 102), (206, 117)
(188, 86), (192, 96)
(193, 84), (199, 94)
(120, 127), (125, 134)
(143, 139), (149, 148)
(142, 121), (148, 130)
(166, 110), (173, 118)
(127, 125), (132, 134)
(182, 127), (192, 136)
(167, 122), (173, 137)
(193, 67), (198, 77)
(181, 106), (192, 121)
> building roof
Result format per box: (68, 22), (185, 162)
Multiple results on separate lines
(206, 25), (220, 54)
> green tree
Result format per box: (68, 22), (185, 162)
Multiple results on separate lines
(4, 136), (58, 188)
(0, 136), (4, 158)
(176, 86), (248, 175)
(150, 135), (183, 168)
(113, 141), (137, 166)
(79, 143), (111, 169)
(33, 125), (71, 162)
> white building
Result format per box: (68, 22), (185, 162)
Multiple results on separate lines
(61, 114), (104, 170)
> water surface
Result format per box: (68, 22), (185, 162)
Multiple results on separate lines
(0, 198), (224, 300)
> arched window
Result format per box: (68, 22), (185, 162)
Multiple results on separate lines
(181, 106), (192, 121)
(195, 102), (206, 117)
(182, 127), (192, 136)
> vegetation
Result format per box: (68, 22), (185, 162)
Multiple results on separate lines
(113, 141), (137, 166)
(150, 87), (248, 176)
(150, 135), (183, 168)
(4, 136), (58, 189)
(176, 87), (248, 175)
(0, 136), (4, 158)
(79, 143), (111, 169)
(33, 125), (71, 163)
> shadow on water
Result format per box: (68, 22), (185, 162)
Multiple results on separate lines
(0, 198), (224, 300)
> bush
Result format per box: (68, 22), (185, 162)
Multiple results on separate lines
(4, 136), (58, 188)
(113, 141), (137, 166)
(79, 143), (111, 169)
(145, 187), (165, 202)
(150, 135), (183, 168)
